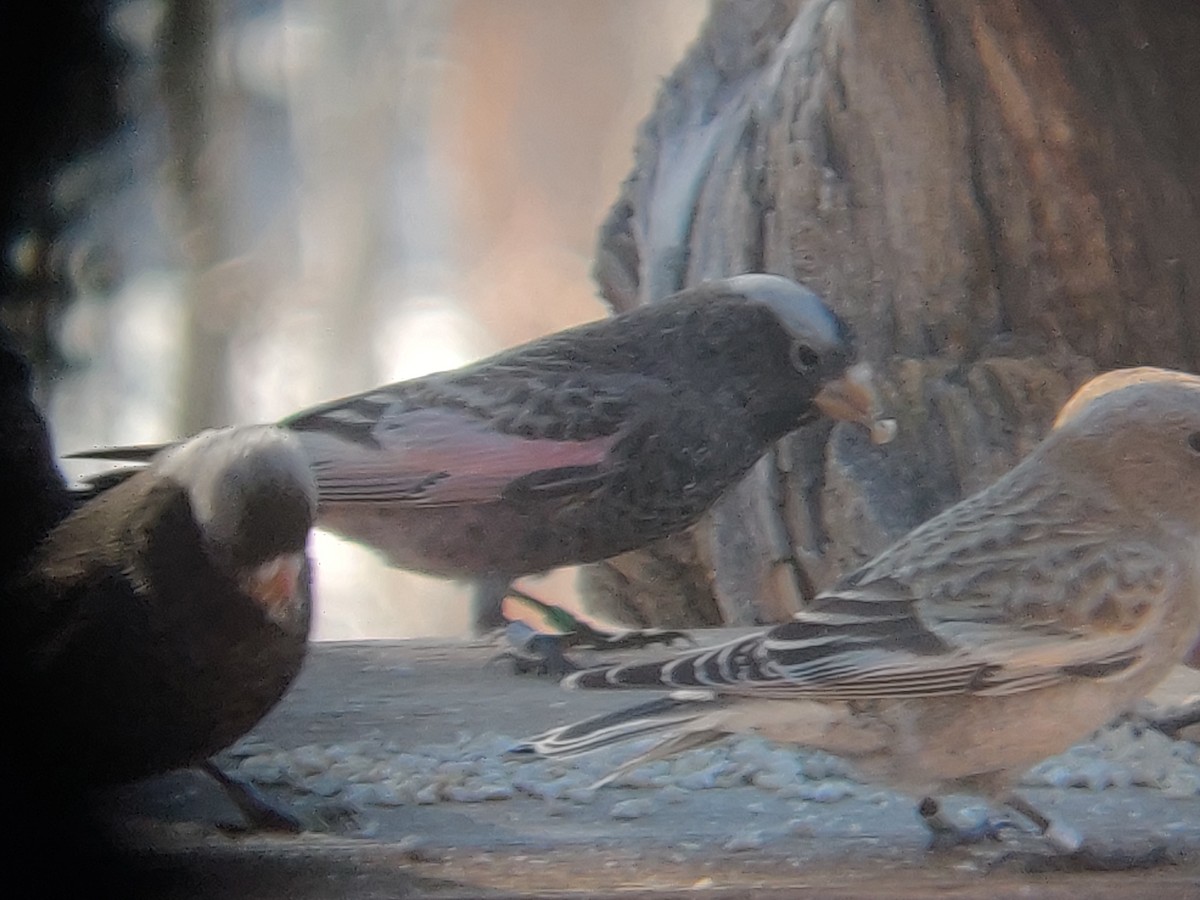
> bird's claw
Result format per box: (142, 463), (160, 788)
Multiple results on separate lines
(920, 797), (1014, 850)
(202, 760), (305, 833)
(989, 842), (1173, 873)
(504, 588), (694, 651)
(492, 646), (581, 678)
(924, 817), (1014, 851)
(497, 595), (695, 677)
(493, 621), (581, 677)
(1141, 699), (1200, 739)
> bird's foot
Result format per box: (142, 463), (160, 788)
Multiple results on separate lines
(1142, 698), (1200, 739)
(507, 587), (694, 650)
(984, 793), (1175, 871)
(919, 797), (1013, 850)
(201, 761), (304, 834)
(310, 799), (365, 834)
(494, 588), (694, 677)
(493, 621), (582, 678)
(990, 841), (1173, 873)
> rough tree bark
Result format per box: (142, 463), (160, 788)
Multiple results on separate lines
(580, 0), (1200, 626)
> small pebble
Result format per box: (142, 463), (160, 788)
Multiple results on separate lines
(798, 781), (854, 803)
(304, 775), (346, 798)
(723, 829), (767, 852)
(659, 785), (690, 804)
(870, 418), (898, 445)
(443, 783), (513, 803)
(610, 798), (655, 820)
(397, 834), (441, 862)
(564, 786), (597, 805)
(787, 818), (816, 838)
(414, 785), (440, 805)
(220, 708), (1200, 827)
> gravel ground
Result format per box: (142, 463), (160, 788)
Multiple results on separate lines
(106, 634), (1200, 897)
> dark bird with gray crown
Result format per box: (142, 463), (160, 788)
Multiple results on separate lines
(72, 274), (892, 654)
(7, 425), (317, 829)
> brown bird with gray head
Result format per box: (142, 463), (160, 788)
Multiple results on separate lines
(515, 367), (1200, 863)
(74, 275), (891, 654)
(7, 425), (317, 828)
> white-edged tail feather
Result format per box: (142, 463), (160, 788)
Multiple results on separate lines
(510, 695), (714, 760)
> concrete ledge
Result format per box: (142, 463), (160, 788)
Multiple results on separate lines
(110, 634), (1200, 897)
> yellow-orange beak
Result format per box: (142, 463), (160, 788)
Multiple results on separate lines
(242, 552), (306, 622)
(813, 362), (897, 445)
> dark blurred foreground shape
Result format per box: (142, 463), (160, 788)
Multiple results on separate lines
(0, 0), (121, 371)
(0, 0), (124, 878)
(581, 0), (1200, 628)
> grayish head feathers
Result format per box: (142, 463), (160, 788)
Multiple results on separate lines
(155, 426), (317, 571)
(716, 273), (846, 354)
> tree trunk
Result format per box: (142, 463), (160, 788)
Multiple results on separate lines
(581, 0), (1200, 625)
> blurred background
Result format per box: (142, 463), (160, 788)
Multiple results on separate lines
(24, 1), (707, 639)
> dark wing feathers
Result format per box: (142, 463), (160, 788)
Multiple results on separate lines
(283, 363), (654, 446)
(273, 360), (680, 510)
(566, 521), (1174, 703)
(299, 405), (621, 509)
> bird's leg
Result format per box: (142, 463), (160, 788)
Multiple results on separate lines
(1002, 793), (1082, 853)
(200, 760), (303, 833)
(917, 796), (1011, 849)
(477, 577), (579, 677)
(472, 575), (513, 634)
(1143, 698), (1200, 738)
(479, 578), (581, 677)
(499, 619), (580, 677)
(506, 586), (695, 650)
(488, 581), (694, 677)
(989, 793), (1170, 871)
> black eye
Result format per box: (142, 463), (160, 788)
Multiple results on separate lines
(1188, 432), (1200, 455)
(790, 343), (820, 373)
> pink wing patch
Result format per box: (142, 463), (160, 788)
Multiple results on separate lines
(298, 408), (618, 508)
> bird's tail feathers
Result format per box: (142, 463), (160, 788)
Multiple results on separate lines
(588, 729), (728, 789)
(562, 633), (768, 691)
(509, 695), (715, 761)
(69, 465), (146, 501)
(63, 443), (170, 462)
(65, 442), (167, 500)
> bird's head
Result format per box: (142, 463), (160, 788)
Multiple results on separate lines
(716, 274), (851, 367)
(1049, 366), (1200, 529)
(701, 274), (895, 444)
(155, 426), (318, 625)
